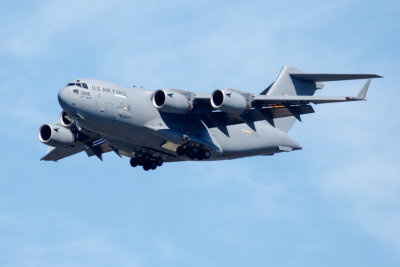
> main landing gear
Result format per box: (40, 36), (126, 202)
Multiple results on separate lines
(176, 145), (210, 160)
(130, 152), (163, 171)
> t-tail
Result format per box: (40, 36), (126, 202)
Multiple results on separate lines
(259, 65), (382, 132)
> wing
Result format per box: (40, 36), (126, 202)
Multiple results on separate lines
(41, 132), (114, 162)
(190, 78), (376, 130)
(41, 144), (86, 161)
(196, 78), (371, 106)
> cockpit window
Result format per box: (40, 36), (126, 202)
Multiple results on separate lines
(66, 82), (88, 89)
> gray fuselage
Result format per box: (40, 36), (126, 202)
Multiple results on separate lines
(57, 78), (301, 161)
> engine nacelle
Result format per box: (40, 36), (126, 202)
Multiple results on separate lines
(152, 89), (192, 114)
(60, 111), (74, 128)
(211, 89), (250, 114)
(38, 123), (75, 147)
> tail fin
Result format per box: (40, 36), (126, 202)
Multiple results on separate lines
(261, 66), (380, 133)
(261, 66), (321, 97)
(261, 66), (381, 97)
(262, 66), (314, 132)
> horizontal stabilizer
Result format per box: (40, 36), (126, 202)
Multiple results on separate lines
(291, 73), (382, 82)
(253, 95), (363, 105)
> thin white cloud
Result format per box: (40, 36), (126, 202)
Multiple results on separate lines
(0, 0), (113, 57)
(154, 239), (188, 262)
(6, 236), (143, 267)
(305, 77), (400, 254)
(91, 0), (347, 90)
(0, 209), (143, 267)
(315, 152), (400, 251)
(187, 160), (305, 223)
(0, 90), (51, 142)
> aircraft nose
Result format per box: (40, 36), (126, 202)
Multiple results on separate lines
(58, 87), (71, 110)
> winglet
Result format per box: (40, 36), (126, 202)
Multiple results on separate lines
(357, 78), (371, 99)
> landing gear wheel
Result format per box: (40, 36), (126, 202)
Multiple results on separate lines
(143, 163), (150, 171)
(202, 149), (211, 159)
(191, 146), (198, 156)
(177, 146), (184, 156)
(143, 153), (151, 162)
(197, 153), (204, 160)
(150, 161), (157, 170)
(184, 146), (197, 159)
(184, 146), (191, 157)
(130, 157), (138, 167)
(155, 156), (163, 166)
(136, 156), (144, 166)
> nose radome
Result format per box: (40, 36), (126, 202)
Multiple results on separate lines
(58, 87), (71, 110)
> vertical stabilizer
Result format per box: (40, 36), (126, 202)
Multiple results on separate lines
(265, 65), (321, 96)
(261, 66), (321, 133)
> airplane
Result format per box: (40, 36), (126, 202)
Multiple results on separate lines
(38, 66), (381, 171)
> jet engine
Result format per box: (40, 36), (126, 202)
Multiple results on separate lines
(60, 111), (74, 128)
(211, 89), (250, 114)
(38, 123), (75, 147)
(152, 90), (192, 114)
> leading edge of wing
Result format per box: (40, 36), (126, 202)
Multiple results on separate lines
(291, 73), (382, 82)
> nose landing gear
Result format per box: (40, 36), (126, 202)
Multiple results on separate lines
(130, 152), (164, 171)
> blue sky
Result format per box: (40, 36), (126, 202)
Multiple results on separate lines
(0, 0), (399, 266)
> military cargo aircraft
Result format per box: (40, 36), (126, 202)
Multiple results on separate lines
(38, 66), (381, 171)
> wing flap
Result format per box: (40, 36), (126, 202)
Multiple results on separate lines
(198, 105), (314, 128)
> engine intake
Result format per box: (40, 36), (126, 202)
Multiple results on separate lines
(152, 89), (192, 114)
(60, 111), (74, 128)
(211, 89), (250, 114)
(38, 123), (75, 147)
